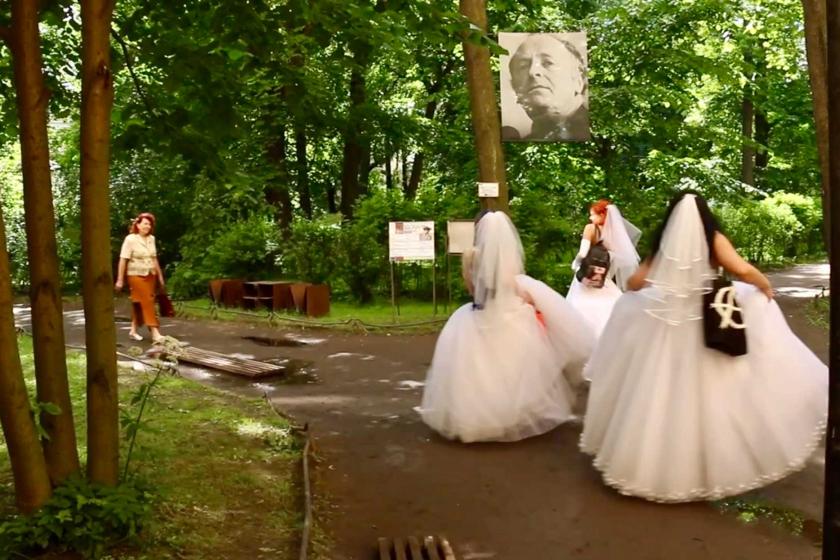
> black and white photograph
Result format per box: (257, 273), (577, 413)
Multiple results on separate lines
(499, 32), (590, 142)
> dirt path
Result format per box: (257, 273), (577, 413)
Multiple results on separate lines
(20, 263), (827, 560)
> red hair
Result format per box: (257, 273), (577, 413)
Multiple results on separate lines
(590, 199), (610, 217)
(130, 212), (156, 234)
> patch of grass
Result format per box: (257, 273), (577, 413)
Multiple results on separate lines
(714, 498), (821, 544)
(177, 297), (455, 333)
(1, 335), (325, 559)
(805, 295), (829, 330)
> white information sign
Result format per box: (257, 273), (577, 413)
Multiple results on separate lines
(389, 221), (435, 261)
(446, 220), (475, 255)
(478, 182), (499, 197)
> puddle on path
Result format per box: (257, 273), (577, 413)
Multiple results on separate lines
(242, 335), (312, 348)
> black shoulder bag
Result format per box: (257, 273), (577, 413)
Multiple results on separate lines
(575, 241), (611, 289)
(702, 273), (747, 356)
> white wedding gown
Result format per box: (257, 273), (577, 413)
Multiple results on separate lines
(580, 195), (827, 502)
(419, 212), (595, 443)
(566, 276), (622, 338)
(420, 276), (594, 442)
(567, 205), (640, 338)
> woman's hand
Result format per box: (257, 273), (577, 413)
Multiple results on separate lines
(114, 279), (124, 291)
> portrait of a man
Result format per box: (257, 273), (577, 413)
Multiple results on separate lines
(499, 32), (590, 142)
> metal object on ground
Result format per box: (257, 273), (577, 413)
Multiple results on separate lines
(161, 346), (285, 378)
(377, 535), (456, 560)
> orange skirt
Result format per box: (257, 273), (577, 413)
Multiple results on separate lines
(128, 274), (159, 328)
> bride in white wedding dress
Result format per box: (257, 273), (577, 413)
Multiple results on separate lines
(567, 200), (640, 338)
(418, 211), (595, 443)
(580, 192), (827, 502)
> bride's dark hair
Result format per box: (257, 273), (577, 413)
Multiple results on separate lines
(648, 190), (723, 260)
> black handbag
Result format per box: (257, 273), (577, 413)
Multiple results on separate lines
(575, 241), (611, 288)
(702, 275), (747, 356)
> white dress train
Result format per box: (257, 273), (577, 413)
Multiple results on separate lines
(419, 275), (594, 443)
(566, 276), (622, 338)
(580, 282), (828, 502)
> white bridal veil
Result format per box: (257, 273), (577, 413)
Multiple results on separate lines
(643, 194), (717, 325)
(471, 212), (525, 307)
(600, 204), (641, 290)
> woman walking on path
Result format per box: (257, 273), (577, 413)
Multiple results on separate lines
(115, 212), (165, 343)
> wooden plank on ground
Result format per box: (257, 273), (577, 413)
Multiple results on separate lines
(163, 346), (285, 379)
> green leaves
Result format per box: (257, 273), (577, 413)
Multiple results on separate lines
(0, 476), (154, 559)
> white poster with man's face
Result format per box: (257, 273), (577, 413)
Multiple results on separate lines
(389, 221), (435, 261)
(499, 32), (590, 143)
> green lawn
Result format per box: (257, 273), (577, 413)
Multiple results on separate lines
(805, 295), (829, 330)
(177, 297), (457, 333)
(0, 336), (327, 559)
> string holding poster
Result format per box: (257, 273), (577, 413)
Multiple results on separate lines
(389, 221), (435, 261)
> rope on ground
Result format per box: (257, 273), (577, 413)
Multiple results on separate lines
(299, 434), (313, 560)
(175, 300), (447, 332)
(17, 327), (177, 374)
(262, 392), (313, 560)
(64, 342), (179, 374)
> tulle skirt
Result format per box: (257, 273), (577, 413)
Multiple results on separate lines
(566, 276), (621, 338)
(580, 282), (828, 502)
(419, 275), (595, 443)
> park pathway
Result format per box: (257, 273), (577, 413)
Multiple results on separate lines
(17, 263), (828, 560)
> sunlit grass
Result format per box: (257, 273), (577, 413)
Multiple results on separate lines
(0, 335), (328, 559)
(178, 296), (457, 333)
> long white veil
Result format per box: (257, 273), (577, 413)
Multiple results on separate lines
(600, 204), (641, 290)
(472, 212), (525, 307)
(643, 194), (716, 325)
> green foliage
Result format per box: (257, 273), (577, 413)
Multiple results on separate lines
(284, 215), (342, 284)
(511, 189), (578, 292)
(0, 0), (826, 301)
(29, 400), (62, 442)
(0, 477), (153, 559)
(168, 215), (281, 297)
(716, 191), (821, 265)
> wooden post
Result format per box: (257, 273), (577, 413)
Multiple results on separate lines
(459, 0), (508, 212)
(432, 259), (437, 316)
(390, 260), (397, 323)
(824, 0), (840, 556)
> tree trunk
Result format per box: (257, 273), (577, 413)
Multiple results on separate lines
(406, 153), (424, 200)
(295, 127), (312, 219)
(823, 0), (840, 556)
(401, 149), (408, 191)
(80, 0), (119, 486)
(0, 206), (53, 514)
(10, 0), (80, 485)
(801, 0), (830, 248)
(339, 47), (369, 219)
(740, 94), (755, 186)
(326, 184), (337, 214)
(385, 139), (393, 190)
(406, 96), (439, 200)
(754, 107), (770, 171)
(358, 139), (371, 193)
(460, 0), (508, 211)
(266, 129), (293, 235)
